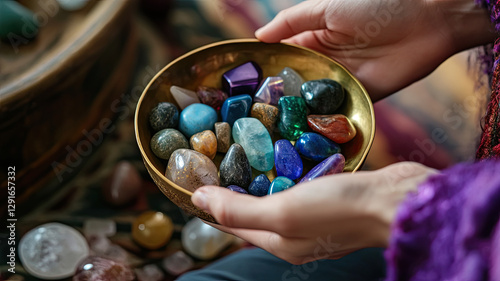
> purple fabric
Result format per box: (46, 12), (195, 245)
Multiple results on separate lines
(385, 160), (500, 281)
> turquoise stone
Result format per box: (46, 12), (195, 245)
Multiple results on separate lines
(232, 118), (274, 172)
(268, 176), (295, 195)
(178, 103), (218, 138)
(277, 96), (308, 141)
(219, 143), (252, 188)
(0, 1), (39, 41)
(277, 67), (304, 97)
(299, 153), (345, 183)
(301, 79), (345, 114)
(253, 77), (284, 106)
(248, 174), (271, 197)
(221, 94), (253, 126)
(150, 129), (189, 160)
(274, 139), (303, 180)
(295, 132), (341, 162)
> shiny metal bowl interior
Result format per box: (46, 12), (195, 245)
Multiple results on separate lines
(135, 39), (375, 223)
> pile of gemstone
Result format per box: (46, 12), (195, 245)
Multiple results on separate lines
(149, 61), (357, 196)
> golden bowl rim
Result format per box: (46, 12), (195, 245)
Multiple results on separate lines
(134, 38), (375, 198)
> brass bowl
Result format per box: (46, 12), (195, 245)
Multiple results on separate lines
(135, 39), (375, 223)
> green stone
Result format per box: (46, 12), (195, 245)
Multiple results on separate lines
(0, 1), (39, 41)
(232, 118), (274, 172)
(277, 96), (308, 141)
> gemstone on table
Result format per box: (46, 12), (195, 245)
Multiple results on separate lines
(178, 103), (218, 138)
(227, 185), (249, 194)
(220, 94), (253, 126)
(150, 129), (189, 160)
(148, 102), (179, 132)
(181, 218), (235, 260)
(299, 153), (345, 183)
(190, 130), (217, 160)
(135, 264), (164, 281)
(132, 211), (174, 250)
(215, 122), (231, 153)
(274, 139), (303, 180)
(300, 79), (345, 114)
(170, 85), (201, 109)
(277, 67), (304, 97)
(277, 96), (308, 141)
(196, 86), (228, 111)
(220, 143), (252, 188)
(19, 223), (89, 280)
(248, 174), (271, 197)
(73, 256), (134, 281)
(83, 219), (116, 238)
(0, 0), (39, 40)
(232, 118), (274, 172)
(307, 114), (357, 143)
(162, 251), (195, 276)
(86, 235), (128, 262)
(295, 132), (341, 162)
(222, 61), (262, 97)
(268, 176), (295, 195)
(250, 102), (279, 136)
(165, 149), (220, 192)
(254, 77), (284, 106)
(102, 161), (143, 206)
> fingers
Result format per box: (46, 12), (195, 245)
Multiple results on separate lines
(255, 0), (328, 43)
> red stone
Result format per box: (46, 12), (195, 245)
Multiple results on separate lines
(307, 114), (356, 143)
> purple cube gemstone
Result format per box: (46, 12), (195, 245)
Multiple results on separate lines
(222, 61), (263, 97)
(227, 185), (248, 194)
(254, 77), (284, 106)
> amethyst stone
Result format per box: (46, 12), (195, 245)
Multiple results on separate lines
(227, 185), (249, 194)
(254, 77), (284, 106)
(274, 139), (303, 180)
(222, 61), (262, 97)
(220, 94), (253, 126)
(248, 174), (271, 197)
(295, 132), (341, 162)
(299, 153), (345, 183)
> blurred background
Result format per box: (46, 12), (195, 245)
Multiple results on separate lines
(0, 0), (488, 280)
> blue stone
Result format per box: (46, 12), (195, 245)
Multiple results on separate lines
(221, 95), (253, 126)
(222, 61), (263, 97)
(295, 132), (341, 162)
(254, 77), (284, 106)
(274, 139), (303, 180)
(232, 118), (274, 172)
(268, 177), (295, 195)
(300, 79), (345, 114)
(227, 185), (248, 194)
(178, 103), (218, 138)
(299, 153), (345, 183)
(248, 174), (271, 197)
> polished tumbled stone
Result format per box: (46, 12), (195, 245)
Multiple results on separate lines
(220, 143), (252, 188)
(0, 1), (39, 40)
(215, 122), (231, 153)
(307, 114), (357, 143)
(171, 85), (201, 109)
(149, 102), (179, 132)
(277, 96), (308, 141)
(166, 149), (220, 192)
(299, 153), (345, 183)
(190, 130), (217, 159)
(221, 94), (253, 126)
(301, 79), (345, 114)
(250, 102), (279, 136)
(182, 218), (235, 260)
(83, 219), (116, 238)
(151, 129), (189, 160)
(196, 86), (228, 111)
(74, 256), (134, 281)
(295, 132), (341, 162)
(248, 174), (271, 197)
(277, 67), (304, 97)
(268, 176), (295, 195)
(135, 264), (165, 281)
(232, 118), (274, 172)
(274, 139), (303, 180)
(222, 61), (262, 97)
(227, 185), (249, 194)
(162, 251), (195, 276)
(179, 103), (218, 138)
(132, 211), (174, 250)
(254, 77), (284, 106)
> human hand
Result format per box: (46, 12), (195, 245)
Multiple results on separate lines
(191, 162), (437, 265)
(256, 0), (495, 101)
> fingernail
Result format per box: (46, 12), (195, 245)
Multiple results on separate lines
(192, 189), (209, 211)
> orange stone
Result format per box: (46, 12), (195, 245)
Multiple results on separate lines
(190, 130), (217, 159)
(132, 211), (174, 250)
(307, 114), (356, 143)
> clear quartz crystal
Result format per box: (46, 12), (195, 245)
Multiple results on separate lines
(170, 85), (200, 109)
(277, 67), (304, 97)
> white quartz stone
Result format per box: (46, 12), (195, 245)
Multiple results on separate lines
(181, 218), (235, 260)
